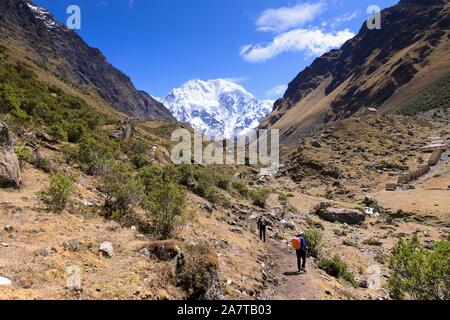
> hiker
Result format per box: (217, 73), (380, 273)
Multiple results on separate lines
(292, 233), (307, 272)
(257, 216), (267, 243)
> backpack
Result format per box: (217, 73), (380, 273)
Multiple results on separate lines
(260, 219), (267, 227)
(292, 237), (302, 250)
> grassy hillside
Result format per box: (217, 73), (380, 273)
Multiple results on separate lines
(0, 62), (111, 142)
(397, 73), (450, 116)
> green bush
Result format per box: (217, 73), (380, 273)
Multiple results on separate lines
(319, 257), (357, 287)
(123, 139), (151, 169)
(41, 174), (74, 212)
(64, 133), (119, 175)
(204, 186), (221, 204)
(232, 180), (249, 198)
(65, 122), (86, 143)
(14, 144), (32, 167)
(193, 166), (231, 197)
(0, 63), (105, 142)
(303, 227), (323, 258)
(250, 187), (271, 208)
(138, 164), (192, 239)
(48, 123), (67, 142)
(388, 235), (449, 300)
(102, 162), (142, 219)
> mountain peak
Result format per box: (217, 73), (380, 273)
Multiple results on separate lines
(163, 79), (273, 139)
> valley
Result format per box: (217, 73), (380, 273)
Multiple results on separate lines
(0, 0), (449, 302)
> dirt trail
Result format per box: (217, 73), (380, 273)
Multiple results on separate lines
(265, 239), (321, 300)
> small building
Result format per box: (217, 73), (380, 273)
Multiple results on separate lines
(360, 107), (379, 116)
(385, 183), (397, 191)
(421, 136), (448, 153)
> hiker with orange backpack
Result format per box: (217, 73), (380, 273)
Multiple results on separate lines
(292, 233), (307, 273)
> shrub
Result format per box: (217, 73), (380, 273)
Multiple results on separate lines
(65, 134), (118, 175)
(123, 139), (151, 169)
(178, 164), (195, 188)
(175, 242), (222, 300)
(0, 83), (20, 113)
(193, 166), (231, 197)
(303, 227), (323, 258)
(278, 193), (288, 205)
(40, 174), (74, 212)
(250, 187), (271, 208)
(139, 164), (191, 239)
(14, 144), (32, 167)
(130, 153), (150, 169)
(319, 257), (357, 287)
(65, 122), (86, 143)
(232, 181), (249, 198)
(387, 235), (449, 300)
(48, 123), (67, 142)
(204, 186), (221, 204)
(102, 162), (142, 219)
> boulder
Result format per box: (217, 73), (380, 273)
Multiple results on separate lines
(311, 140), (322, 148)
(280, 219), (296, 230)
(139, 240), (181, 261)
(99, 241), (114, 258)
(0, 121), (22, 188)
(0, 276), (12, 286)
(316, 206), (365, 225)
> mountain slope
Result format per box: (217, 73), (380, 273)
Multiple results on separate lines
(0, 0), (174, 121)
(261, 0), (450, 143)
(161, 79), (273, 139)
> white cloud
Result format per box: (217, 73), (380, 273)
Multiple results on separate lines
(223, 76), (250, 84)
(256, 2), (325, 33)
(266, 84), (288, 99)
(240, 28), (355, 63)
(331, 11), (359, 28)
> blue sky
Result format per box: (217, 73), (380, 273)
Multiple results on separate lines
(34, 0), (398, 100)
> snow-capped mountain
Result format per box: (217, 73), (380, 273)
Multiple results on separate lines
(161, 79), (274, 139)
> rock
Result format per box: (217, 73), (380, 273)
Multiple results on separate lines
(311, 140), (322, 148)
(80, 199), (94, 207)
(4, 225), (13, 232)
(0, 276), (12, 286)
(139, 240), (181, 261)
(0, 121), (22, 188)
(1, 242), (9, 247)
(230, 227), (243, 234)
(280, 219), (296, 230)
(99, 241), (114, 258)
(316, 207), (365, 225)
(66, 266), (82, 291)
(38, 247), (57, 256)
(365, 207), (380, 217)
(62, 239), (89, 252)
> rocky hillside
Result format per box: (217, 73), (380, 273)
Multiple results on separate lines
(261, 0), (450, 143)
(0, 0), (174, 121)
